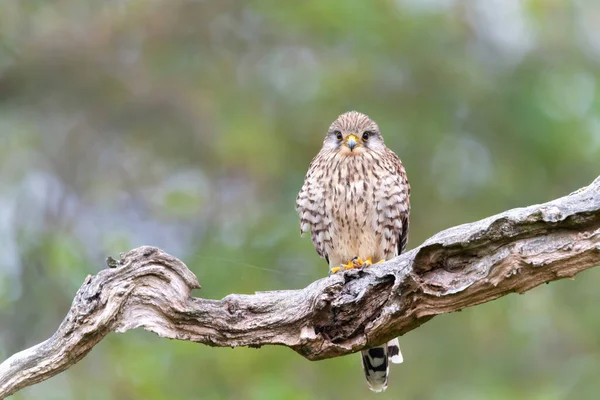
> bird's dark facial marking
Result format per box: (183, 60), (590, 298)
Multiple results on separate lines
(362, 131), (372, 141)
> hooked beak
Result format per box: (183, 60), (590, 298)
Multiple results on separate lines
(345, 134), (359, 151)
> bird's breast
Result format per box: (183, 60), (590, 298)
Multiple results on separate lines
(325, 155), (383, 258)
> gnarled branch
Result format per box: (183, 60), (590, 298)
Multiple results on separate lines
(1, 176), (600, 398)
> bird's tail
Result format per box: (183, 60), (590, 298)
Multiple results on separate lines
(360, 338), (403, 392)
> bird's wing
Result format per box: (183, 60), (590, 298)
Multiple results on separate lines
(397, 212), (409, 255)
(296, 153), (330, 263)
(391, 151), (411, 256)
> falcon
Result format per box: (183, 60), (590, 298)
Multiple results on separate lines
(296, 111), (410, 392)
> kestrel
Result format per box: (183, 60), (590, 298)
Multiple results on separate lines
(296, 111), (410, 392)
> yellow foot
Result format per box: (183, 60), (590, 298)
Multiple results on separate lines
(362, 257), (373, 268)
(329, 257), (361, 275)
(329, 257), (385, 275)
(329, 266), (342, 275)
(358, 257), (385, 268)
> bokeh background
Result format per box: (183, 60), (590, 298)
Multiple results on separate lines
(1, 0), (599, 399)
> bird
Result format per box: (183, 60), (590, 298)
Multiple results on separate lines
(296, 111), (410, 392)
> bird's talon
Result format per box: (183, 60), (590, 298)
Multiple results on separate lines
(352, 257), (365, 268)
(332, 256), (385, 275)
(360, 257), (374, 269)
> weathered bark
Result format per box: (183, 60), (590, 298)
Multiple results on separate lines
(1, 176), (599, 399)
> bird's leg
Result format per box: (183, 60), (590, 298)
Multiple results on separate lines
(328, 266), (341, 276)
(359, 257), (373, 270)
(329, 256), (365, 275)
(350, 256), (365, 269)
(359, 258), (386, 270)
(328, 259), (354, 275)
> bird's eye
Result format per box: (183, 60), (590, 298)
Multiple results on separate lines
(362, 131), (370, 141)
(335, 131), (343, 140)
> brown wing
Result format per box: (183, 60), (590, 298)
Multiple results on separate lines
(296, 151), (332, 263)
(398, 212), (409, 255)
(390, 151), (411, 256)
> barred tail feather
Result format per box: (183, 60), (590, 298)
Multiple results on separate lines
(387, 337), (403, 364)
(361, 338), (403, 392)
(361, 345), (389, 392)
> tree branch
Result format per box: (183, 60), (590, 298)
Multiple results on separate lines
(2, 176), (600, 398)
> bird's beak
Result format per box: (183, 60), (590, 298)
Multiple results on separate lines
(345, 134), (359, 151)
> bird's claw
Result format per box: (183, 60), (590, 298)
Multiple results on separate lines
(330, 257), (385, 275)
(358, 257), (385, 270)
(329, 258), (359, 275)
(358, 257), (371, 271)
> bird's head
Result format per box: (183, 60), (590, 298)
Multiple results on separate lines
(322, 111), (386, 155)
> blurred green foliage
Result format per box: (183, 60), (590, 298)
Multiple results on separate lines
(1, 0), (599, 399)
